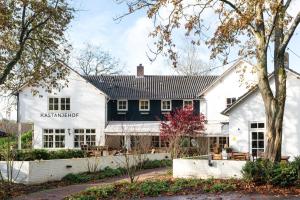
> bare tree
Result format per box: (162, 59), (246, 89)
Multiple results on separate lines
(116, 0), (300, 162)
(174, 42), (213, 75)
(76, 44), (124, 76)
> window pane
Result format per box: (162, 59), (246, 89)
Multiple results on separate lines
(251, 123), (257, 128)
(252, 132), (257, 139)
(258, 123), (265, 128)
(258, 132), (264, 139)
(258, 141), (264, 148)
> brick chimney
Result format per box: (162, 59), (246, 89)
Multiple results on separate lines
(284, 52), (289, 69)
(137, 64), (144, 77)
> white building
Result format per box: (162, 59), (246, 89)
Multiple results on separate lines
(18, 60), (257, 151)
(223, 68), (300, 158)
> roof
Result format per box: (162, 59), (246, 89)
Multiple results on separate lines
(84, 75), (218, 99)
(198, 60), (254, 97)
(104, 121), (160, 135)
(222, 68), (300, 116)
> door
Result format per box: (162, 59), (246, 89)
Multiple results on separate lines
(250, 122), (265, 157)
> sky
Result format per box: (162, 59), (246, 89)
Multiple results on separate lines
(67, 1), (300, 76)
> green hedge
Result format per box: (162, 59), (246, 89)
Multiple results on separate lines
(1, 149), (86, 161)
(242, 158), (300, 186)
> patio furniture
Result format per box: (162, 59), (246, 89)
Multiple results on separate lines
(232, 152), (249, 160)
(213, 154), (222, 160)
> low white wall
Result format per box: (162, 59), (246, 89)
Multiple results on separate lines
(173, 159), (246, 179)
(0, 153), (170, 185)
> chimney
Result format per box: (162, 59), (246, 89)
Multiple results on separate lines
(137, 64), (144, 77)
(284, 52), (289, 69)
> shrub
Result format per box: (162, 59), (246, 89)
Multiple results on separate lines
(169, 178), (203, 192)
(11, 149), (85, 161)
(62, 173), (92, 183)
(242, 158), (273, 184)
(270, 163), (298, 187)
(63, 167), (127, 183)
(21, 131), (32, 149)
(139, 180), (169, 196)
(15, 149), (50, 161)
(141, 159), (172, 169)
(242, 159), (298, 186)
(86, 185), (115, 199)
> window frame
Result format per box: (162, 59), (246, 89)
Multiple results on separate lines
(226, 97), (237, 108)
(250, 122), (265, 157)
(139, 99), (150, 111)
(48, 97), (71, 112)
(161, 100), (172, 111)
(74, 128), (96, 148)
(183, 99), (193, 109)
(43, 128), (65, 149)
(117, 99), (128, 111)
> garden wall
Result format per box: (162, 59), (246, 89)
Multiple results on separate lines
(173, 159), (246, 179)
(0, 153), (169, 185)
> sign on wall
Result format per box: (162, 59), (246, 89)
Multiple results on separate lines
(40, 113), (79, 118)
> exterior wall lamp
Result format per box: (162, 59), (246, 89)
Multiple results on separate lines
(68, 128), (72, 136)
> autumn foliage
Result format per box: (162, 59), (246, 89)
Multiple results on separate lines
(160, 106), (206, 158)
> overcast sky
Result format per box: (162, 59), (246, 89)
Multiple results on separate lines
(67, 1), (300, 75)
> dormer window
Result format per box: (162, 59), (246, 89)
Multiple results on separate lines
(183, 100), (193, 109)
(117, 100), (128, 111)
(139, 99), (150, 111)
(161, 100), (172, 111)
(226, 97), (237, 108)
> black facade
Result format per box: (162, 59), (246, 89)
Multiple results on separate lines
(107, 99), (200, 121)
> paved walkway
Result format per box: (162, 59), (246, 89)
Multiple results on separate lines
(13, 168), (168, 200)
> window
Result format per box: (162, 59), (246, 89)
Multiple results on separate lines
(74, 129), (96, 148)
(49, 98), (59, 111)
(226, 97), (237, 108)
(209, 137), (229, 152)
(250, 122), (265, 157)
(117, 100), (128, 111)
(151, 136), (160, 147)
(43, 129), (65, 148)
(139, 100), (150, 111)
(183, 100), (193, 109)
(161, 100), (172, 111)
(49, 97), (70, 111)
(61, 98), (70, 111)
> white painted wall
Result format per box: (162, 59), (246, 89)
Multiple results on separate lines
(228, 70), (300, 158)
(0, 153), (170, 184)
(19, 69), (107, 149)
(200, 61), (257, 135)
(173, 159), (245, 179)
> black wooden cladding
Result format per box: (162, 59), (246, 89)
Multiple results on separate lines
(107, 100), (200, 121)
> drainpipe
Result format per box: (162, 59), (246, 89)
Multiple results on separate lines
(17, 92), (22, 150)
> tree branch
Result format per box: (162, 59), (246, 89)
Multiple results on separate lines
(279, 11), (300, 53)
